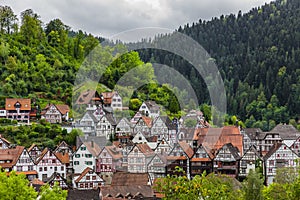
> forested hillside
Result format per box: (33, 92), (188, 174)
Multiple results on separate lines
(0, 7), (104, 106)
(136, 0), (300, 130)
(0, 0), (299, 131)
(0, 7), (185, 118)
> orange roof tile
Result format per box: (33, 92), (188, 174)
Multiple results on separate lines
(178, 141), (194, 158)
(141, 116), (152, 128)
(15, 170), (38, 175)
(136, 143), (154, 157)
(31, 178), (45, 185)
(0, 146), (25, 168)
(75, 167), (93, 183)
(194, 126), (243, 155)
(84, 141), (102, 157)
(55, 104), (70, 115)
(54, 152), (70, 164)
(191, 157), (211, 162)
(105, 146), (123, 160)
(5, 98), (31, 111)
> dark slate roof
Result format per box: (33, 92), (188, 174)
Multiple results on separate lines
(111, 172), (149, 186)
(243, 128), (263, 140)
(77, 136), (107, 149)
(159, 116), (177, 130)
(84, 110), (98, 123)
(67, 189), (100, 200)
(104, 113), (117, 126)
(216, 143), (241, 160)
(144, 101), (160, 112)
(271, 124), (300, 140)
(241, 145), (262, 160)
(178, 128), (196, 141)
(100, 185), (154, 199)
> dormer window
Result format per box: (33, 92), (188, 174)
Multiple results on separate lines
(15, 102), (21, 108)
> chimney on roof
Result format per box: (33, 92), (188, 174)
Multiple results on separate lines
(91, 141), (94, 148)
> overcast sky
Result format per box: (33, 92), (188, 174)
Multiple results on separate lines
(2, 0), (272, 40)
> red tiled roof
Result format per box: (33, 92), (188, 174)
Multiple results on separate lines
(15, 170), (38, 175)
(167, 156), (187, 160)
(5, 98), (31, 111)
(84, 141), (102, 157)
(141, 116), (152, 128)
(101, 91), (116, 105)
(193, 126), (243, 155)
(0, 146), (25, 168)
(55, 104), (70, 115)
(191, 157), (211, 162)
(136, 143), (154, 157)
(31, 178), (45, 185)
(178, 141), (194, 158)
(75, 90), (100, 105)
(105, 146), (123, 160)
(54, 152), (70, 164)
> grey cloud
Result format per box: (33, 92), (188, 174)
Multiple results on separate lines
(2, 0), (272, 38)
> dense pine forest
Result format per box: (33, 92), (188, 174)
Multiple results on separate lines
(0, 0), (299, 131)
(136, 0), (300, 130)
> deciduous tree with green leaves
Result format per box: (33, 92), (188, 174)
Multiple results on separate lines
(0, 170), (37, 199)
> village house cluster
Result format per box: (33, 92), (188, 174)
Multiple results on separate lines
(0, 91), (300, 199)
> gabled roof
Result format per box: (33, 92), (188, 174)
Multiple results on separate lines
(42, 104), (70, 115)
(100, 185), (154, 199)
(215, 143), (241, 161)
(0, 135), (11, 146)
(28, 143), (40, 152)
(83, 141), (102, 157)
(178, 141), (194, 158)
(103, 146), (123, 160)
(67, 189), (100, 200)
(243, 128), (263, 140)
(141, 116), (152, 128)
(54, 152), (70, 164)
(111, 172), (149, 186)
(193, 126), (243, 155)
(143, 100), (160, 112)
(241, 145), (262, 160)
(75, 90), (101, 105)
(101, 91), (119, 105)
(74, 167), (102, 183)
(135, 144), (154, 157)
(271, 124), (300, 140)
(35, 148), (48, 164)
(54, 141), (72, 153)
(191, 145), (214, 161)
(101, 114), (117, 126)
(149, 153), (167, 166)
(81, 110), (98, 123)
(77, 136), (107, 150)
(35, 148), (64, 165)
(263, 143), (288, 161)
(0, 146), (25, 168)
(55, 104), (70, 115)
(5, 98), (31, 111)
(47, 172), (70, 189)
(153, 116), (176, 130)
